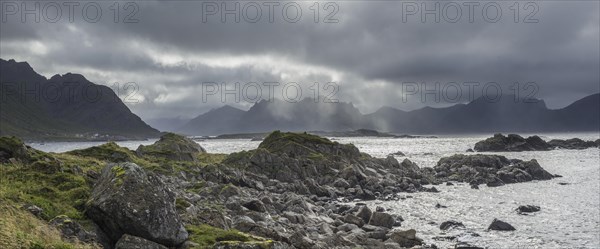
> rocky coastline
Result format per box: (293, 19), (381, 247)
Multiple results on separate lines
(0, 131), (565, 248)
(474, 133), (599, 152)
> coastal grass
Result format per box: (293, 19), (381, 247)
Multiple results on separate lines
(0, 203), (98, 249)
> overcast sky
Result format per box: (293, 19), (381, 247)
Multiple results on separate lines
(1, 1), (598, 120)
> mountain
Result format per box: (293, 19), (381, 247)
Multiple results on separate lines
(146, 116), (192, 132)
(0, 59), (160, 140)
(178, 98), (365, 135)
(180, 93), (599, 136)
(178, 105), (245, 135)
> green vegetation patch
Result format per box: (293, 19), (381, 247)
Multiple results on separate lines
(66, 142), (136, 163)
(186, 224), (271, 248)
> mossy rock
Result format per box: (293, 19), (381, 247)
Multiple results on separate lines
(258, 131), (360, 159)
(186, 224), (271, 248)
(137, 133), (206, 162)
(66, 142), (136, 163)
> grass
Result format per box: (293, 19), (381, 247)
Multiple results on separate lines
(186, 224), (272, 249)
(0, 203), (99, 249)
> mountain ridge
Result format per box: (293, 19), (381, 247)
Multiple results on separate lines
(0, 58), (160, 140)
(180, 93), (599, 136)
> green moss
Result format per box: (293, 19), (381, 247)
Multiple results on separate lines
(0, 147), (99, 221)
(175, 198), (191, 210)
(66, 142), (136, 163)
(186, 224), (271, 248)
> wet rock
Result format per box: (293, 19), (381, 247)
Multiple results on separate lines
(516, 205), (541, 214)
(548, 138), (598, 150)
(243, 199), (267, 213)
(389, 151), (405, 156)
(487, 219), (516, 231)
(434, 154), (555, 186)
(115, 234), (168, 249)
(439, 220), (465, 230)
(466, 149), (474, 153)
(455, 242), (484, 249)
(474, 134), (551, 152)
(375, 206), (385, 212)
(388, 229), (422, 248)
(85, 163), (188, 246)
(369, 212), (395, 229)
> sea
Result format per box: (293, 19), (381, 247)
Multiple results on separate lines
(28, 133), (600, 248)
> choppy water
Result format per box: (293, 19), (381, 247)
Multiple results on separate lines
(29, 133), (600, 248)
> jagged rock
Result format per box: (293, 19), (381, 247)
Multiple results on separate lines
(355, 205), (372, 224)
(388, 229), (422, 248)
(85, 163), (188, 246)
(455, 242), (484, 249)
(136, 133), (205, 161)
(439, 221), (465, 230)
(21, 204), (43, 217)
(337, 223), (359, 232)
(517, 205), (541, 214)
(435, 203), (447, 208)
(243, 199), (267, 213)
(333, 178), (351, 189)
(389, 151), (405, 156)
(115, 234), (168, 249)
(474, 134), (551, 152)
(343, 214), (365, 227)
(487, 219), (516, 231)
(49, 215), (110, 248)
(434, 154), (554, 186)
(288, 231), (315, 249)
(548, 138), (598, 150)
(369, 212), (395, 229)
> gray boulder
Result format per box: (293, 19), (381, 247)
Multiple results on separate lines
(115, 234), (168, 249)
(368, 212), (395, 229)
(86, 163), (188, 246)
(487, 219), (516, 231)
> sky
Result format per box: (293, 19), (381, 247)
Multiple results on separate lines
(1, 1), (599, 120)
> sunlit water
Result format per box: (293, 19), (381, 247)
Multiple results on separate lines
(28, 133), (600, 248)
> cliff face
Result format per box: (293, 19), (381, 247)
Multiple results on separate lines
(0, 59), (159, 140)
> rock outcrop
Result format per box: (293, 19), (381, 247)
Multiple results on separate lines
(548, 138), (599, 150)
(85, 162), (188, 247)
(224, 131), (435, 201)
(115, 234), (168, 249)
(136, 133), (206, 161)
(474, 133), (599, 152)
(434, 154), (555, 187)
(487, 219), (516, 231)
(474, 134), (551, 152)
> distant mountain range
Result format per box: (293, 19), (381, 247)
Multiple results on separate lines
(0, 59), (159, 140)
(2, 59), (598, 139)
(179, 93), (600, 136)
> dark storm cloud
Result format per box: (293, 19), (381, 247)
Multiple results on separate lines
(0, 1), (598, 118)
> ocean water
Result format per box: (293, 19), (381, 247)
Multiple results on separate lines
(28, 133), (600, 248)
